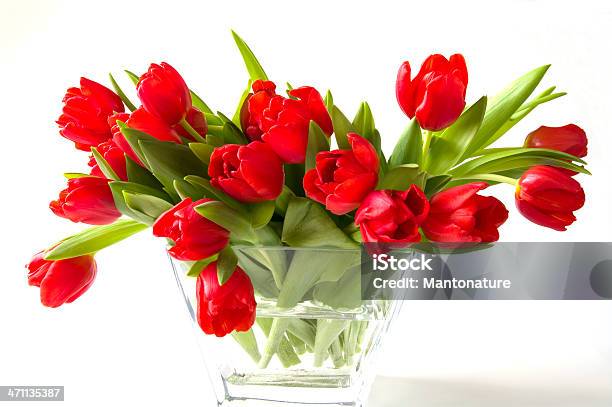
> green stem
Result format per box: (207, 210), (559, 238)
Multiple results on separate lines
(287, 332), (307, 355)
(422, 130), (433, 157)
(459, 173), (518, 186)
(231, 329), (261, 363)
(314, 320), (349, 367)
(330, 339), (345, 368)
(179, 118), (207, 143)
(258, 318), (291, 368)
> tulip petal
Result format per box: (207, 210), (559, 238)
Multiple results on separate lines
(429, 182), (488, 213)
(39, 256), (96, 308)
(415, 73), (466, 131)
(326, 172), (378, 215)
(348, 133), (379, 172)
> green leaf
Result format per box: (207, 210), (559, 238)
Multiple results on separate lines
(378, 164), (426, 190)
(274, 186), (295, 217)
(451, 147), (588, 177)
(118, 122), (160, 166)
(186, 255), (219, 277)
(233, 249), (280, 297)
(463, 65), (550, 158)
(190, 90), (213, 114)
(195, 201), (256, 243)
(91, 147), (120, 181)
(232, 80), (253, 127)
(424, 175), (452, 196)
(389, 119), (422, 167)
(206, 132), (224, 147)
(45, 219), (148, 260)
(139, 140), (207, 201)
(352, 102), (375, 141)
(476, 147), (586, 164)
(108, 73), (136, 111)
(425, 96), (487, 175)
(218, 112), (248, 144)
(184, 175), (248, 214)
(283, 163), (306, 196)
(110, 181), (172, 224)
(305, 121), (330, 171)
(463, 156), (589, 175)
(126, 156), (164, 190)
(63, 172), (89, 179)
(217, 245), (238, 285)
(124, 69), (140, 85)
(173, 179), (206, 200)
(331, 105), (355, 150)
(250, 200), (275, 229)
(205, 113), (223, 126)
(489, 87), (566, 142)
(281, 197), (357, 249)
(188, 143), (214, 165)
(276, 250), (360, 309)
(324, 90), (334, 114)
(231, 30), (268, 81)
(231, 329), (261, 363)
(123, 191), (173, 219)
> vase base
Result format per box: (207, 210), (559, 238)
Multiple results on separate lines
(219, 398), (363, 407)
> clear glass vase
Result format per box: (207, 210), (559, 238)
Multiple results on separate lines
(170, 246), (400, 407)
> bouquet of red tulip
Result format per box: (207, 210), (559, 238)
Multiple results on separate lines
(27, 32), (589, 367)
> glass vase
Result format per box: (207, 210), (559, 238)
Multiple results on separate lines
(170, 246), (401, 407)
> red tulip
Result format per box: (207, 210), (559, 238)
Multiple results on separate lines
(57, 78), (124, 151)
(396, 54), (468, 131)
(524, 124), (588, 175)
(524, 124), (588, 157)
(304, 133), (379, 215)
(173, 107), (208, 140)
(240, 80), (277, 141)
(27, 251), (96, 308)
(515, 166), (585, 231)
(50, 176), (121, 225)
(137, 62), (191, 125)
(355, 185), (430, 244)
(196, 262), (256, 337)
(88, 139), (128, 181)
(152, 198), (230, 261)
(209, 141), (284, 203)
(422, 182), (508, 242)
(242, 81), (332, 163)
(108, 108), (182, 164)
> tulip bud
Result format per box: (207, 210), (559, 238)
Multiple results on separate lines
(209, 141), (284, 203)
(240, 80), (277, 141)
(137, 62), (192, 125)
(196, 261), (256, 337)
(524, 124), (588, 175)
(240, 81), (332, 163)
(396, 54), (468, 131)
(57, 78), (124, 151)
(152, 198), (230, 261)
(355, 185), (430, 244)
(27, 251), (97, 308)
(422, 182), (508, 242)
(515, 166), (585, 231)
(50, 176), (121, 225)
(304, 133), (379, 215)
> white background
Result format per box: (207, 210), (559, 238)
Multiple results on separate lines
(1, 0), (611, 406)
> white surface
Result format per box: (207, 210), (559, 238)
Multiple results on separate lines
(1, 0), (611, 406)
